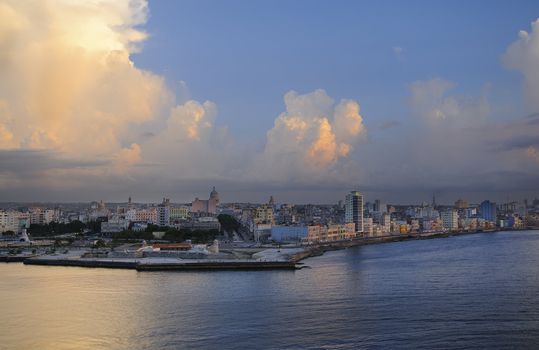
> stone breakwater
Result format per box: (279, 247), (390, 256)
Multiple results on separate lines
(19, 248), (301, 271)
(22, 256), (298, 270)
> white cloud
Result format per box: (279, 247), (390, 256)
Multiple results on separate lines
(503, 18), (539, 112)
(252, 89), (366, 182)
(408, 78), (489, 127)
(0, 0), (172, 163)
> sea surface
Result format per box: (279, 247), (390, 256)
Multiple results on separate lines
(2, 230), (539, 349)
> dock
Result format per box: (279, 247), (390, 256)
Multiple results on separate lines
(136, 259), (297, 271)
(21, 256), (298, 271)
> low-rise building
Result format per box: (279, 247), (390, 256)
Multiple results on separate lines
(305, 223), (356, 243)
(271, 226), (308, 243)
(101, 219), (129, 233)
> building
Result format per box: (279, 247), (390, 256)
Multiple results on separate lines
(345, 191), (364, 232)
(101, 219), (129, 233)
(183, 217), (221, 231)
(441, 209), (459, 231)
(0, 211), (18, 233)
(364, 217), (374, 237)
(29, 208), (57, 225)
(271, 226), (308, 243)
(454, 199), (469, 209)
(255, 205), (275, 225)
(381, 213), (391, 233)
(156, 198), (171, 227)
(135, 208), (157, 224)
(191, 187), (220, 214)
(480, 200), (497, 222)
(170, 206), (189, 221)
(254, 223), (273, 242)
(152, 243), (192, 251)
(373, 199), (386, 213)
(305, 223), (356, 243)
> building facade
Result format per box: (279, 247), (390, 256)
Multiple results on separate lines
(441, 209), (459, 231)
(191, 187), (220, 214)
(480, 200), (497, 222)
(345, 191), (364, 232)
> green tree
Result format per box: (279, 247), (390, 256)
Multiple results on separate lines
(217, 214), (240, 234)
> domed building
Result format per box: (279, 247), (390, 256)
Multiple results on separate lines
(191, 187), (220, 214)
(209, 186), (220, 205)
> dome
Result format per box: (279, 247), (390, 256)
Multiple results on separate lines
(210, 186), (219, 200)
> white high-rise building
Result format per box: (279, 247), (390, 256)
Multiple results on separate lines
(0, 211), (18, 233)
(345, 191), (364, 233)
(381, 213), (391, 233)
(156, 198), (171, 227)
(441, 209), (459, 231)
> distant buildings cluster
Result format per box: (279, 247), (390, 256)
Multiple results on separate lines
(2, 189), (539, 245)
(0, 207), (60, 233)
(99, 189), (222, 233)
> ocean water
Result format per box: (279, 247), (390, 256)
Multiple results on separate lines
(2, 230), (539, 349)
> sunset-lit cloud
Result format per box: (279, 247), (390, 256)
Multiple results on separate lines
(252, 90), (366, 182)
(0, 0), (539, 203)
(0, 0), (171, 162)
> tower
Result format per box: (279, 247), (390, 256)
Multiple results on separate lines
(210, 186), (220, 205)
(345, 191), (364, 233)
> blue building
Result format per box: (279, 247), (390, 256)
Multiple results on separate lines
(271, 226), (308, 243)
(480, 200), (497, 222)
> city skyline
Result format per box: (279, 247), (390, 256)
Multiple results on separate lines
(2, 1), (539, 203)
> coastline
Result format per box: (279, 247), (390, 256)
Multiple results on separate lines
(2, 228), (537, 271)
(291, 227), (539, 263)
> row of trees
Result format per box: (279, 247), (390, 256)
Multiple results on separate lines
(27, 220), (87, 236)
(217, 214), (240, 234)
(22, 215), (240, 242)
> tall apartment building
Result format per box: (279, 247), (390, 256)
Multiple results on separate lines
(345, 191), (364, 233)
(480, 200), (497, 222)
(0, 211), (18, 233)
(156, 198), (171, 227)
(441, 209), (459, 231)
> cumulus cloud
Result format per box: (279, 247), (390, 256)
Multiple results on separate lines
(408, 78), (489, 127)
(4, 0), (367, 200)
(503, 19), (539, 111)
(0, 0), (249, 200)
(252, 90), (365, 182)
(116, 143), (142, 168)
(0, 0), (171, 162)
(168, 100), (217, 141)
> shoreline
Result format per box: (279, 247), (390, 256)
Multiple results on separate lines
(2, 228), (537, 271)
(291, 227), (539, 263)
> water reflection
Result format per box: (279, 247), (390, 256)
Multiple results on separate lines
(1, 231), (539, 349)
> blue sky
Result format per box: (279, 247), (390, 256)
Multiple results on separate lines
(133, 0), (538, 140)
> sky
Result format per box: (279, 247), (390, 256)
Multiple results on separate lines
(1, 0), (539, 204)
